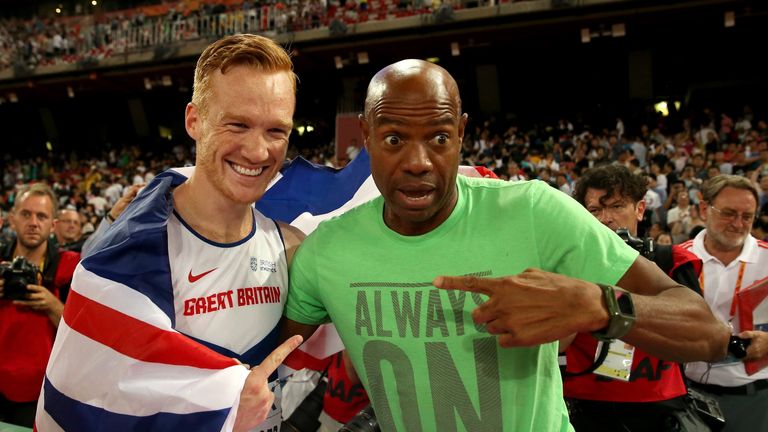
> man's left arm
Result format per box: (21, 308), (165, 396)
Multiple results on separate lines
(434, 256), (730, 363)
(277, 222), (306, 266)
(614, 255), (729, 363)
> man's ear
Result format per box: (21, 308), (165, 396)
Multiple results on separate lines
(359, 114), (370, 151)
(699, 201), (709, 221)
(185, 103), (201, 141)
(635, 199), (647, 223)
(458, 113), (468, 143)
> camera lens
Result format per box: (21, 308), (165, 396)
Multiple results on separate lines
(339, 405), (379, 432)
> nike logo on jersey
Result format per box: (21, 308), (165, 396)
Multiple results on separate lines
(188, 268), (217, 283)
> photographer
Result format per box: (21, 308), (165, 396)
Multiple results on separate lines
(0, 184), (79, 427)
(566, 164), (705, 431)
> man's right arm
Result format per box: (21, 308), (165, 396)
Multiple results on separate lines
(280, 317), (319, 344)
(233, 335), (303, 432)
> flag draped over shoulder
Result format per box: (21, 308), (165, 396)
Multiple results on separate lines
(36, 168), (250, 432)
(255, 148), (497, 372)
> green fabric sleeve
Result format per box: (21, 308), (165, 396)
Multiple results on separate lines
(528, 180), (639, 284)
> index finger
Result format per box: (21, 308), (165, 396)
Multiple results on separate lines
(253, 335), (303, 378)
(433, 275), (495, 295)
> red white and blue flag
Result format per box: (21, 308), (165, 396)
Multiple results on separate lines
(36, 168), (256, 431)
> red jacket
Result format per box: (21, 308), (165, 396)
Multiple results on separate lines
(0, 239), (79, 402)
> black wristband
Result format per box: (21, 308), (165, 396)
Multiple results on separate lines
(105, 213), (115, 223)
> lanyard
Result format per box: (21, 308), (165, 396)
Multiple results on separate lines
(699, 261), (747, 319)
(700, 261), (747, 319)
(729, 261), (747, 318)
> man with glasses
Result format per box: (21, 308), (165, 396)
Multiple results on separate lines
(51, 209), (84, 253)
(681, 174), (768, 432)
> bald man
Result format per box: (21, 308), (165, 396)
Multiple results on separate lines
(282, 59), (728, 431)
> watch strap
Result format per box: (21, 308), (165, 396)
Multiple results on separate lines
(591, 284), (635, 342)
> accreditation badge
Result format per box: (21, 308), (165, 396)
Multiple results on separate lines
(593, 340), (635, 382)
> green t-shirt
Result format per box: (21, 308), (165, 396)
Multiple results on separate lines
(286, 176), (638, 432)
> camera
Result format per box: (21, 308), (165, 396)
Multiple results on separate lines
(281, 377), (326, 432)
(0, 256), (40, 300)
(687, 387), (725, 429)
(339, 405), (380, 432)
(616, 228), (655, 261)
(728, 335), (751, 359)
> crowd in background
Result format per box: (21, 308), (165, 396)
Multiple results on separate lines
(2, 105), (767, 250)
(0, 0), (502, 73)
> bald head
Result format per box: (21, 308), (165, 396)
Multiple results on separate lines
(358, 59), (468, 236)
(363, 59), (462, 121)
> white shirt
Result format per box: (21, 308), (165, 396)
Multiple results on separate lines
(667, 205), (691, 228)
(682, 230), (768, 386)
(644, 189), (662, 210)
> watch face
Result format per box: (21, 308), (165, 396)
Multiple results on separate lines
(616, 291), (634, 315)
(728, 336), (750, 359)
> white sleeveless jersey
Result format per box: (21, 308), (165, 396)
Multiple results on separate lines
(168, 208), (287, 431)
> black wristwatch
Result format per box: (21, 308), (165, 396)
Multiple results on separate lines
(591, 284), (636, 342)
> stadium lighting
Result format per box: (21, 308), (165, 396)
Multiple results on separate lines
(654, 101), (669, 117)
(92, 0), (98, 6)
(144, 78), (152, 90)
(612, 23), (626, 37)
(724, 11), (735, 28)
(67, 86), (75, 98)
(580, 28), (590, 43)
(451, 42), (460, 57)
(46, 141), (53, 151)
(55, 7), (62, 14)
(334, 56), (343, 69)
(357, 52), (369, 65)
(426, 57), (440, 64)
(306, 125), (314, 133)
(297, 126), (306, 136)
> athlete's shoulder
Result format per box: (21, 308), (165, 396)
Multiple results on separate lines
(306, 197), (380, 239)
(459, 175), (546, 200)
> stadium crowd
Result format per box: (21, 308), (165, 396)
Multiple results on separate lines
(0, 0), (495, 73)
(2, 105), (767, 253)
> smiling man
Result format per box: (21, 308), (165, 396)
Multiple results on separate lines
(37, 35), (303, 431)
(681, 175), (768, 432)
(282, 60), (728, 432)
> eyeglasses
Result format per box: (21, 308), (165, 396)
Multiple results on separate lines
(709, 205), (756, 224)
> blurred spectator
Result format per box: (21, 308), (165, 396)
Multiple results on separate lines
(656, 231), (673, 245)
(667, 190), (693, 244)
(51, 208), (84, 252)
